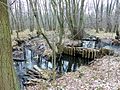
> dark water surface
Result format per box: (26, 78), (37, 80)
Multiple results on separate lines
(14, 40), (120, 90)
(14, 46), (93, 90)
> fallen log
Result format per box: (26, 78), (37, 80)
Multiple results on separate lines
(33, 65), (42, 72)
(26, 68), (40, 75)
(27, 79), (45, 83)
(13, 51), (23, 59)
(112, 39), (120, 46)
(82, 38), (96, 41)
(15, 39), (25, 46)
(23, 81), (37, 86)
(13, 58), (26, 62)
(26, 65), (52, 80)
(33, 65), (52, 80)
(26, 69), (41, 79)
(28, 34), (38, 40)
(24, 78), (48, 87)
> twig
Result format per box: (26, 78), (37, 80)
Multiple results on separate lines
(10, 0), (16, 6)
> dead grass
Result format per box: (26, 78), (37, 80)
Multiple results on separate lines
(11, 29), (37, 40)
(85, 29), (116, 39)
(11, 29), (116, 40)
(11, 29), (116, 46)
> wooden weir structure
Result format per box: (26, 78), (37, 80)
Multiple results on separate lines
(62, 46), (107, 59)
(62, 36), (112, 59)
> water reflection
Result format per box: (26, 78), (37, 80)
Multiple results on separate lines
(14, 47), (93, 90)
(37, 54), (90, 73)
(82, 41), (96, 48)
(25, 48), (32, 68)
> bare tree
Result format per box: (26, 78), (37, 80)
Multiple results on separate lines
(78, 0), (86, 38)
(93, 0), (100, 33)
(65, 0), (85, 40)
(0, 0), (19, 90)
(105, 0), (115, 32)
(113, 0), (120, 33)
(26, 0), (34, 32)
(99, 0), (104, 31)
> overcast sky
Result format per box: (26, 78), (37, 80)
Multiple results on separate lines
(9, 0), (110, 14)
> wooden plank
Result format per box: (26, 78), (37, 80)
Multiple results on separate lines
(13, 58), (26, 62)
(63, 46), (100, 59)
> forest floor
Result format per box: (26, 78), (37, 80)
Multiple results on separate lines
(26, 56), (120, 90)
(11, 29), (120, 90)
(55, 56), (120, 90)
(11, 29), (116, 46)
(86, 29), (116, 39)
(11, 29), (116, 39)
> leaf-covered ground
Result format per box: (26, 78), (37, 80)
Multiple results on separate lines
(27, 56), (120, 90)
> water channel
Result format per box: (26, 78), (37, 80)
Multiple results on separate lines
(13, 39), (120, 90)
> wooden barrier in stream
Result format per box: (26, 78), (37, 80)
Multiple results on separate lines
(63, 46), (112, 59)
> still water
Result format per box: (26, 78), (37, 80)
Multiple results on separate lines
(14, 47), (93, 90)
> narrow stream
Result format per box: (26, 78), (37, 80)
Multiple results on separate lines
(13, 39), (120, 90)
(24, 48), (91, 73)
(14, 46), (93, 90)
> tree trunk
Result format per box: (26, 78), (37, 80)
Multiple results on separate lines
(99, 0), (104, 31)
(113, 0), (119, 33)
(0, 0), (19, 90)
(65, 0), (85, 40)
(93, 0), (100, 33)
(105, 0), (115, 32)
(78, 0), (85, 39)
(26, 0), (34, 32)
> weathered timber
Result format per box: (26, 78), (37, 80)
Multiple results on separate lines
(13, 58), (26, 62)
(28, 34), (38, 40)
(63, 46), (99, 59)
(12, 46), (22, 52)
(99, 48), (114, 56)
(15, 39), (25, 46)
(26, 65), (52, 80)
(62, 46), (112, 59)
(82, 38), (96, 41)
(112, 39), (120, 46)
